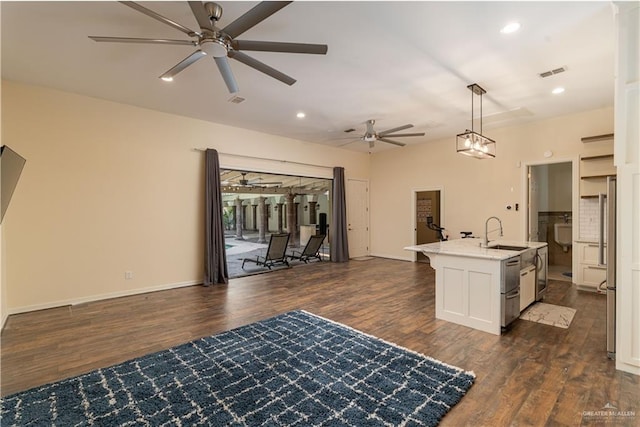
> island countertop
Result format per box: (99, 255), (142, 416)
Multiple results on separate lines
(404, 238), (548, 335)
(404, 239), (547, 261)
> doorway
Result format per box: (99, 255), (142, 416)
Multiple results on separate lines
(219, 169), (332, 278)
(527, 162), (573, 281)
(415, 190), (442, 263)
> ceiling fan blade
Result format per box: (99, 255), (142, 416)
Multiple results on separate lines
(378, 124), (413, 136)
(214, 56), (239, 93)
(378, 138), (407, 147)
(380, 132), (425, 138)
(89, 36), (196, 46)
(222, 1), (292, 39)
(188, 1), (214, 32)
(229, 51), (296, 85)
(233, 40), (327, 55)
(159, 50), (206, 80)
(120, 1), (198, 37)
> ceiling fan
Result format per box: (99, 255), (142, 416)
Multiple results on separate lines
(342, 120), (426, 148)
(223, 173), (282, 188)
(89, 1), (328, 93)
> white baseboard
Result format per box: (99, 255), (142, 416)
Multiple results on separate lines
(7, 280), (201, 317)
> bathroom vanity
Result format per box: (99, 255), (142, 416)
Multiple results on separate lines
(405, 239), (548, 335)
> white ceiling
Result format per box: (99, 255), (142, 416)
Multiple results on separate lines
(1, 1), (615, 153)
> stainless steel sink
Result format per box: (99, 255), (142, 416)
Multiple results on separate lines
(487, 245), (529, 251)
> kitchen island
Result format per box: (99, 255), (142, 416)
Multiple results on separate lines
(405, 239), (547, 335)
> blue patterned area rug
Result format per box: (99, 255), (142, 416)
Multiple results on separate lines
(1, 310), (475, 426)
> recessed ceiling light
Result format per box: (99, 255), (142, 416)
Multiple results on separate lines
(296, 112), (306, 119)
(161, 76), (173, 82)
(552, 87), (565, 94)
(500, 22), (521, 34)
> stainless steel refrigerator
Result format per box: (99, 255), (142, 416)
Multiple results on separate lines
(599, 176), (616, 359)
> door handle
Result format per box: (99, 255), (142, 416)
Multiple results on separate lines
(506, 291), (520, 300)
(536, 254), (543, 272)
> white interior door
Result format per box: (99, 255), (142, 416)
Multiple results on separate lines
(346, 179), (369, 258)
(528, 165), (540, 241)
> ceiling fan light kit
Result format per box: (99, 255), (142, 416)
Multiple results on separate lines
(456, 83), (496, 159)
(89, 1), (328, 95)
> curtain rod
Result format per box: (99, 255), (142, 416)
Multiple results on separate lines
(192, 148), (333, 170)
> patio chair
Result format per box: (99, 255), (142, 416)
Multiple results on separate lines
(242, 233), (290, 270)
(288, 234), (326, 263)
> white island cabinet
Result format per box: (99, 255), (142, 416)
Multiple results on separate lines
(405, 239), (547, 335)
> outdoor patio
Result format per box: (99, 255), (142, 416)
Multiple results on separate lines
(224, 231), (329, 278)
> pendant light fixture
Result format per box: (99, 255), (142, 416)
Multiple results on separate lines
(456, 83), (496, 159)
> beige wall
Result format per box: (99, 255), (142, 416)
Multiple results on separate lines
(0, 80), (616, 317)
(369, 107), (614, 260)
(546, 163), (573, 212)
(537, 162), (573, 212)
(1, 81), (369, 314)
(1, 224), (6, 327)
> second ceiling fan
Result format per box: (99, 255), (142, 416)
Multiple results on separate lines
(89, 1), (328, 94)
(224, 172), (282, 188)
(343, 120), (425, 148)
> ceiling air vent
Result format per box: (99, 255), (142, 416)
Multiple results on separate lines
(539, 67), (566, 78)
(228, 95), (245, 104)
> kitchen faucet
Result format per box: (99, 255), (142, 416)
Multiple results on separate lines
(482, 216), (503, 248)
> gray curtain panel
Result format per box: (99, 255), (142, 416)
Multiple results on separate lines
(330, 166), (350, 262)
(204, 149), (229, 285)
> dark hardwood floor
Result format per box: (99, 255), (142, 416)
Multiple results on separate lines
(1, 258), (638, 426)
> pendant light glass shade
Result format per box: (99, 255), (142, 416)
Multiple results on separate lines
(456, 84), (496, 159)
(456, 130), (496, 158)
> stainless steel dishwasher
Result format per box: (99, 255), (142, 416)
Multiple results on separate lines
(501, 256), (521, 327)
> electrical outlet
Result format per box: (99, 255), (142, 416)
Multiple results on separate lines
(125, 271), (134, 280)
